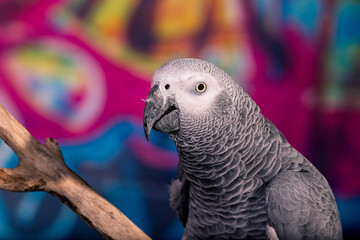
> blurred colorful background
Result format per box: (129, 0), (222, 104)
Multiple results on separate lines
(0, 0), (359, 239)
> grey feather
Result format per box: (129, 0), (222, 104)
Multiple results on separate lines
(169, 161), (190, 226)
(143, 58), (342, 240)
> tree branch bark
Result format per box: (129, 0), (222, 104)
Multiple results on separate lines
(0, 104), (151, 240)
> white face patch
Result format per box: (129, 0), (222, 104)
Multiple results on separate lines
(162, 71), (222, 116)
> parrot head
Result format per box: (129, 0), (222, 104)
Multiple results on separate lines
(143, 58), (248, 143)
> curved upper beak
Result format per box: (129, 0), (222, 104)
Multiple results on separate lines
(143, 84), (180, 141)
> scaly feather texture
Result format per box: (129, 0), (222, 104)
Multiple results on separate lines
(144, 58), (342, 239)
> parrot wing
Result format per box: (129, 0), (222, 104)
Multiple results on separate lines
(266, 169), (342, 239)
(169, 160), (190, 227)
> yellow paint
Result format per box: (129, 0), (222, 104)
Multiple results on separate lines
(153, 0), (210, 40)
(90, 0), (139, 38)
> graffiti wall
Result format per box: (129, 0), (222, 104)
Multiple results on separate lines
(0, 0), (359, 239)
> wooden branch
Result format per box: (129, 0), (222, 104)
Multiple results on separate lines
(0, 104), (151, 240)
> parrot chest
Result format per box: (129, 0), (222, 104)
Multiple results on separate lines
(186, 176), (269, 239)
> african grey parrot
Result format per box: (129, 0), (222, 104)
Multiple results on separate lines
(143, 58), (342, 240)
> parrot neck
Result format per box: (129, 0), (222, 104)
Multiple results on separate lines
(174, 97), (284, 184)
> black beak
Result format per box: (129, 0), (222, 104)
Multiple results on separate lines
(143, 84), (179, 141)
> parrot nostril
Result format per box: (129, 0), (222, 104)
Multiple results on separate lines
(165, 84), (170, 90)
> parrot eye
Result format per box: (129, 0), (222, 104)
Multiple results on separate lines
(195, 82), (207, 93)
